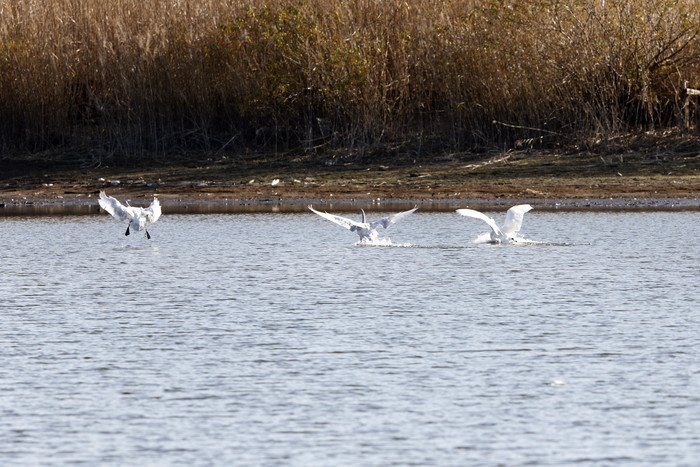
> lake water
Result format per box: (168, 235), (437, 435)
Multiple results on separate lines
(1, 207), (699, 466)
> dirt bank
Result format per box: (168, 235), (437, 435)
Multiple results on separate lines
(2, 141), (699, 210)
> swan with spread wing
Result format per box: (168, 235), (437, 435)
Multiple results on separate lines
(308, 205), (417, 242)
(456, 204), (533, 244)
(98, 191), (162, 239)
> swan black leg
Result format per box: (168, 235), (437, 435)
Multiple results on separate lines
(146, 229), (151, 240)
(125, 225), (130, 236)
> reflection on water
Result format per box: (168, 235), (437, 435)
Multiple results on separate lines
(0, 211), (699, 466)
(1, 195), (699, 217)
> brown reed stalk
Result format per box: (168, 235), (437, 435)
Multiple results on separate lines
(0, 0), (697, 159)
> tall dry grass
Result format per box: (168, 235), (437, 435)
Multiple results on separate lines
(1, 0), (698, 159)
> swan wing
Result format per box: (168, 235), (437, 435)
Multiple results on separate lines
(308, 205), (365, 231)
(144, 197), (162, 223)
(456, 208), (503, 237)
(502, 204), (533, 234)
(98, 191), (130, 221)
(370, 206), (418, 229)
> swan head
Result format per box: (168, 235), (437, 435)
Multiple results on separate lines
(502, 235), (521, 245)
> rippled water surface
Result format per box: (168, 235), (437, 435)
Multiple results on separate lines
(1, 209), (699, 466)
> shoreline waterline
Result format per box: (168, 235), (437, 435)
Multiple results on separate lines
(1, 195), (698, 216)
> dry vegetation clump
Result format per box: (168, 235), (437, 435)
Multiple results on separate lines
(0, 0), (698, 161)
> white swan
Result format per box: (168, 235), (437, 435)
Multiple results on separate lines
(456, 204), (533, 243)
(308, 205), (418, 242)
(98, 191), (162, 239)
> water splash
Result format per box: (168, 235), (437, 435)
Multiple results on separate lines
(472, 233), (553, 245)
(355, 237), (418, 248)
(356, 237), (397, 247)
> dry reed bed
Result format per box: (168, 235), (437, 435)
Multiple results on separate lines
(0, 0), (698, 158)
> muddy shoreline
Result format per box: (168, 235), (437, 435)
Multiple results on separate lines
(2, 145), (699, 212)
(2, 181), (698, 214)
